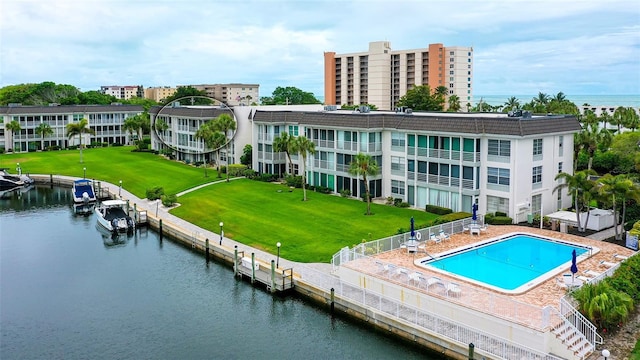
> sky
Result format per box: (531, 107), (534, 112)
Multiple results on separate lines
(1, 0), (639, 99)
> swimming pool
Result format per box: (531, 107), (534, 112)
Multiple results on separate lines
(416, 233), (596, 294)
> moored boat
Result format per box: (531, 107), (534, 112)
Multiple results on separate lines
(72, 179), (97, 203)
(0, 169), (34, 190)
(95, 199), (135, 233)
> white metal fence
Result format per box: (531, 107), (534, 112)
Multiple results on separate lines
(295, 264), (563, 360)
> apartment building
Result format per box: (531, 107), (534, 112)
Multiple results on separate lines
(324, 41), (473, 111)
(144, 86), (177, 103)
(0, 104), (143, 152)
(252, 108), (579, 222)
(187, 84), (260, 106)
(100, 85), (144, 100)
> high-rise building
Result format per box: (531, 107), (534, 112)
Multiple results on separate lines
(324, 41), (473, 111)
(187, 84), (260, 106)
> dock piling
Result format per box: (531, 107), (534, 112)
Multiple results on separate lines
(270, 260), (276, 293)
(330, 288), (335, 313)
(233, 246), (238, 277)
(159, 219), (163, 241)
(251, 253), (256, 284)
(205, 238), (210, 262)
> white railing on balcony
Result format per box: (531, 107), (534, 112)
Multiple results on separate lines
(336, 141), (359, 151)
(313, 159), (334, 170)
(462, 179), (475, 190)
(313, 139), (335, 149)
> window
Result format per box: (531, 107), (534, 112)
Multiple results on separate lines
(391, 132), (405, 147)
(532, 166), (542, 184)
(288, 125), (299, 136)
(391, 156), (404, 171)
(558, 135), (564, 156)
(449, 64), (454, 68)
(391, 180), (405, 195)
(487, 167), (510, 186)
(558, 162), (563, 174)
(449, 70), (454, 75)
(488, 139), (511, 157)
(533, 138), (543, 156)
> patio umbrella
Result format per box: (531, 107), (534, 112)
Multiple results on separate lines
(410, 217), (415, 239)
(472, 203), (478, 223)
(570, 249), (578, 284)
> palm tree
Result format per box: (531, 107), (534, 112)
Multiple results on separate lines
(245, 95), (253, 105)
(273, 132), (295, 176)
(293, 136), (315, 201)
(552, 92), (567, 102)
(348, 153), (379, 215)
(554, 170), (596, 232)
(597, 174), (640, 240)
(195, 121), (226, 178)
(575, 123), (611, 171)
(611, 106), (627, 133)
(35, 122), (54, 151)
(533, 92), (550, 106)
(447, 95), (461, 112)
(503, 96), (521, 112)
(123, 116), (142, 146)
(5, 120), (22, 152)
(213, 113), (237, 182)
(622, 107), (640, 131)
(66, 118), (95, 163)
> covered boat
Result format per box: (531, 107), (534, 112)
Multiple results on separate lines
(72, 179), (97, 203)
(95, 199), (135, 233)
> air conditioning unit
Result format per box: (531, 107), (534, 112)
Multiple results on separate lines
(517, 203), (529, 212)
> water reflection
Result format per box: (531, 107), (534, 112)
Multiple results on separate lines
(0, 185), (74, 212)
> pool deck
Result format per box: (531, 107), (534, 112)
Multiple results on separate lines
(347, 225), (635, 315)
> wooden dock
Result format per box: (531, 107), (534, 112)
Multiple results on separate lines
(234, 252), (294, 293)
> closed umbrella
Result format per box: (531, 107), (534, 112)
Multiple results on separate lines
(472, 203), (478, 224)
(410, 217), (415, 239)
(570, 249), (578, 285)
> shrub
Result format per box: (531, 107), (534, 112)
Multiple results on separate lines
(340, 189), (351, 198)
(194, 161), (204, 167)
(227, 164), (248, 177)
(495, 211), (507, 217)
(255, 173), (278, 182)
(146, 186), (164, 200)
(425, 204), (453, 215)
(385, 196), (394, 205)
(431, 212), (470, 225)
(285, 175), (303, 188)
(68, 145), (79, 150)
(161, 194), (177, 207)
(487, 216), (513, 225)
(573, 281), (634, 332)
(393, 198), (403, 207)
(398, 202), (410, 208)
(243, 169), (258, 179)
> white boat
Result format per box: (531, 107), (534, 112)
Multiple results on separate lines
(0, 169), (34, 190)
(72, 179), (97, 203)
(95, 199), (135, 233)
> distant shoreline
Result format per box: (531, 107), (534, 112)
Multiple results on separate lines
(475, 94), (640, 108)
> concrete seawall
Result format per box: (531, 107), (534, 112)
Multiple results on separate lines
(31, 175), (475, 359)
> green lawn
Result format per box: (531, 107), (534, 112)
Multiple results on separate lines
(171, 179), (438, 262)
(2, 146), (440, 263)
(0, 146), (218, 197)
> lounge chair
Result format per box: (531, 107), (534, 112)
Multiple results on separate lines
(438, 230), (450, 242)
(613, 254), (629, 261)
(446, 282), (462, 297)
(600, 260), (616, 268)
(408, 272), (423, 285)
(426, 276), (443, 289)
(430, 233), (440, 244)
(583, 270), (601, 278)
(480, 224), (488, 232)
(395, 267), (409, 280)
(555, 277), (568, 290)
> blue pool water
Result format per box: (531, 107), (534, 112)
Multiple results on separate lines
(420, 234), (589, 292)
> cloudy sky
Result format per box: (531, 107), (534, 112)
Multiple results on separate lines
(1, 0), (639, 98)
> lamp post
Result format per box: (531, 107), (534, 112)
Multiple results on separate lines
(16, 163), (21, 176)
(219, 222), (224, 245)
(602, 349), (610, 360)
(276, 242), (281, 268)
(119, 180), (122, 197)
(83, 167), (86, 179)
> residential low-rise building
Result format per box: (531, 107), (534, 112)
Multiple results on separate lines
(187, 84), (260, 106)
(0, 104), (143, 152)
(144, 86), (177, 103)
(100, 85), (144, 100)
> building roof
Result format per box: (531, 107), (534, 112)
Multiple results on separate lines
(149, 106), (231, 119)
(0, 104), (144, 115)
(252, 110), (581, 137)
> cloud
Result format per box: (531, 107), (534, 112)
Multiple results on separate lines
(1, 0), (638, 98)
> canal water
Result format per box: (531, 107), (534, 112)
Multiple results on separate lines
(0, 186), (441, 359)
